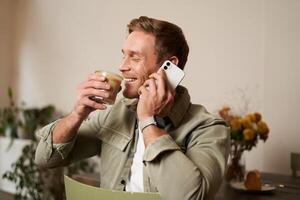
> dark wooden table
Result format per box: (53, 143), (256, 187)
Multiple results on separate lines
(215, 173), (300, 200)
(2, 172), (299, 200)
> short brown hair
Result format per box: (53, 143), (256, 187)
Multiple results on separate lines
(127, 16), (189, 70)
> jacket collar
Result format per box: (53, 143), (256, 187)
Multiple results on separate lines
(168, 86), (191, 127)
(122, 85), (191, 128)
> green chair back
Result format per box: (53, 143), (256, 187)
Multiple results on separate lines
(64, 175), (161, 200)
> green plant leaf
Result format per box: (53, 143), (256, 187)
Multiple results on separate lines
(7, 87), (13, 98)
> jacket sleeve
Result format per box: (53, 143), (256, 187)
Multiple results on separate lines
(34, 111), (103, 168)
(143, 121), (230, 200)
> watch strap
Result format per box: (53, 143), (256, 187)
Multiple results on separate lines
(138, 116), (157, 132)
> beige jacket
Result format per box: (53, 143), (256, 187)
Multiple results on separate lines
(35, 86), (230, 200)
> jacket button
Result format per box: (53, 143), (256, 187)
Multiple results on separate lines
(120, 179), (126, 185)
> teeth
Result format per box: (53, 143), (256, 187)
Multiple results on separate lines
(125, 78), (136, 82)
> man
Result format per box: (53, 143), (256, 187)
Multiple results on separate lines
(35, 16), (230, 200)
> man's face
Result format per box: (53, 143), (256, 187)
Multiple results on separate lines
(119, 31), (159, 98)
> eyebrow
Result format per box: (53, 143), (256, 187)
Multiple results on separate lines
(121, 49), (143, 56)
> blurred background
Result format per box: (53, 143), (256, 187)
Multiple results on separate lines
(0, 0), (299, 178)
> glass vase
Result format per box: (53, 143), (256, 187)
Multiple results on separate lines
(226, 151), (245, 182)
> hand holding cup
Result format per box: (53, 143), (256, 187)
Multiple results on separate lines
(73, 70), (122, 120)
(89, 70), (123, 105)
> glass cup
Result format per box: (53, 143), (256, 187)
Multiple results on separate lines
(89, 70), (123, 105)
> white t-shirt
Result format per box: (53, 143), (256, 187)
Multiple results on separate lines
(125, 127), (145, 192)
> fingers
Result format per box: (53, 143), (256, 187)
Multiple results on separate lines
(78, 74), (110, 90)
(80, 97), (107, 110)
(79, 88), (110, 100)
(75, 73), (112, 110)
(149, 72), (168, 100)
(139, 77), (157, 97)
(77, 73), (111, 100)
(158, 68), (174, 91)
(150, 71), (175, 104)
(73, 73), (111, 119)
(137, 71), (175, 117)
(80, 80), (110, 90)
(138, 85), (147, 97)
(149, 70), (168, 92)
(144, 78), (157, 92)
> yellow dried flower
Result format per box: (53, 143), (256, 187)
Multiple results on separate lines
(257, 121), (269, 135)
(254, 112), (262, 123)
(218, 106), (270, 164)
(243, 128), (255, 141)
(241, 117), (253, 129)
(245, 114), (256, 122)
(222, 106), (230, 112)
(230, 117), (242, 131)
(219, 106), (230, 119)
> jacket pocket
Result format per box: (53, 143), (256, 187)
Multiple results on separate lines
(96, 126), (131, 152)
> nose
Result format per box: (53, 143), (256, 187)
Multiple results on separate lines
(118, 57), (130, 72)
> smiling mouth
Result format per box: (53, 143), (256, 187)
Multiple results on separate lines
(124, 78), (137, 83)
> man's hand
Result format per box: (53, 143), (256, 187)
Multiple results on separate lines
(73, 73), (111, 120)
(53, 73), (111, 144)
(137, 69), (175, 121)
(137, 69), (175, 147)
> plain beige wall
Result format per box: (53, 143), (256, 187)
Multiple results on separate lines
(0, 0), (14, 105)
(263, 0), (300, 174)
(1, 0), (300, 174)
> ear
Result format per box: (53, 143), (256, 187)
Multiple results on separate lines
(169, 56), (179, 66)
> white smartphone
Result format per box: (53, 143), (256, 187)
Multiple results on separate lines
(160, 60), (185, 90)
